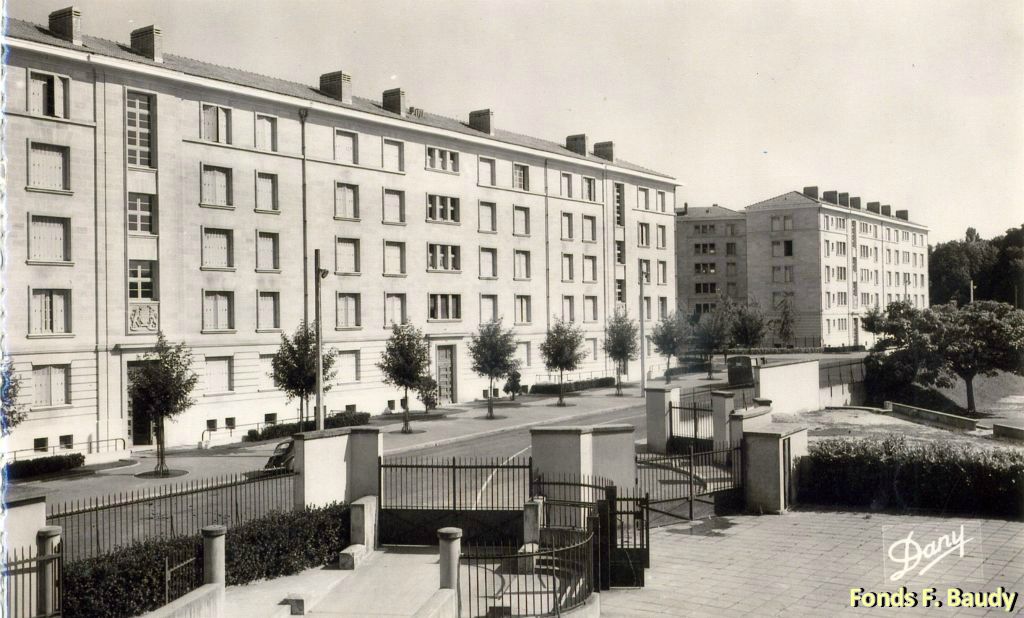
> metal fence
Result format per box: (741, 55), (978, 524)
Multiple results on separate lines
(379, 457), (532, 510)
(637, 442), (742, 524)
(47, 467), (295, 563)
(6, 438), (126, 461)
(819, 358), (867, 388)
(164, 540), (203, 606)
(3, 544), (62, 618)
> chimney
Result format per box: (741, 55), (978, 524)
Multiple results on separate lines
(565, 134), (588, 156)
(683, 202), (689, 215)
(320, 71), (353, 104)
(895, 209), (909, 220)
(866, 201), (879, 213)
(382, 88), (406, 116)
(803, 186), (819, 199)
(130, 25), (162, 62)
(49, 6), (82, 45)
(850, 197), (863, 210)
(838, 192), (849, 207)
(468, 109), (493, 134)
(822, 190), (838, 204)
(881, 205), (892, 216)
(594, 141), (615, 161)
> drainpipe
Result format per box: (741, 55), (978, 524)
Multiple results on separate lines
(543, 159), (551, 331)
(299, 108), (310, 324)
(600, 165), (610, 376)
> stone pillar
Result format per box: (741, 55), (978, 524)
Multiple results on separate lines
(346, 428), (383, 502)
(523, 497), (544, 545)
(644, 386), (678, 455)
(438, 527), (462, 590)
(350, 495), (378, 549)
(3, 487), (47, 552)
(202, 525), (226, 585)
(711, 391), (735, 447)
(36, 526), (61, 616)
(590, 425), (636, 488)
(743, 426), (808, 514)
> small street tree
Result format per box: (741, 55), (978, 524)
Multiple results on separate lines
(776, 294), (796, 347)
(378, 322), (432, 432)
(1, 360), (27, 436)
(693, 309), (733, 379)
(540, 318), (587, 406)
(127, 333), (198, 476)
(604, 308), (639, 395)
(503, 370), (522, 401)
(415, 375), (439, 412)
(469, 319), (520, 419)
(732, 301), (767, 351)
(650, 311), (689, 383)
(271, 321), (338, 427)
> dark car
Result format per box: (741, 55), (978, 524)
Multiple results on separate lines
(265, 439), (295, 472)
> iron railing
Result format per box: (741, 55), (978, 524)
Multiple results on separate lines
(164, 541), (203, 606)
(6, 438), (126, 461)
(3, 544), (62, 618)
(379, 457), (532, 511)
(637, 442), (742, 521)
(47, 467), (295, 563)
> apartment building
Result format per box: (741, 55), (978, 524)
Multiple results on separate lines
(676, 186), (929, 348)
(673, 204), (746, 316)
(4, 8), (678, 453)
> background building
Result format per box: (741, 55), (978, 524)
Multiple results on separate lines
(4, 8), (678, 453)
(673, 204), (747, 317)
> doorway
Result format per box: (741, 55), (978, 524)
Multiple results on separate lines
(127, 360), (154, 446)
(436, 345), (456, 405)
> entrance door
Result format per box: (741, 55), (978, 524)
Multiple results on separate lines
(127, 361), (154, 446)
(436, 345), (456, 405)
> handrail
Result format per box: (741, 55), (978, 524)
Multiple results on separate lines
(5, 438), (126, 461)
(199, 416), (303, 444)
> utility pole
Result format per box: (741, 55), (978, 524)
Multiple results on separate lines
(314, 249), (328, 431)
(638, 260), (647, 394)
(969, 278), (975, 303)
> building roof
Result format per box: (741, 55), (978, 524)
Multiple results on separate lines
(5, 18), (675, 180)
(746, 191), (927, 228)
(675, 204), (744, 219)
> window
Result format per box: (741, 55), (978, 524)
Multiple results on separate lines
(200, 165), (232, 206)
(656, 225), (667, 249)
(771, 240), (794, 257)
(205, 357), (234, 393)
(337, 352), (360, 383)
(428, 244), (461, 271)
(695, 282), (717, 294)
(127, 193), (156, 234)
(836, 242), (847, 256)
(336, 293), (361, 328)
(255, 114), (277, 151)
(770, 215), (793, 231)
(479, 201), (496, 232)
(694, 243), (716, 255)
(615, 279), (626, 303)
(693, 224), (716, 235)
(334, 130), (358, 164)
(726, 262), (737, 276)
(640, 259), (651, 284)
(561, 212), (574, 239)
(128, 260), (156, 299)
(726, 242), (737, 256)
(382, 139), (404, 171)
(201, 104), (231, 144)
(638, 188), (650, 210)
(385, 241), (406, 275)
(255, 173), (279, 212)
(202, 228), (233, 269)
(29, 143), (69, 191)
(429, 293), (462, 320)
(202, 291), (234, 331)
(225, 417), (237, 430)
(29, 215), (70, 262)
(561, 254), (574, 281)
(771, 265), (794, 283)
(614, 184), (625, 225)
(657, 191), (666, 212)
(615, 241), (626, 264)
(383, 190), (405, 223)
(560, 173), (573, 197)
(638, 223), (651, 247)
(513, 164), (529, 190)
(588, 338), (599, 360)
(583, 177), (597, 202)
(31, 289), (70, 335)
(29, 71), (69, 118)
(514, 250), (531, 279)
(335, 238), (360, 274)
(772, 292), (789, 308)
(562, 296), (575, 321)
(59, 434), (73, 450)
(860, 245), (870, 259)
(334, 183), (358, 219)
(32, 365), (69, 407)
(426, 147), (459, 172)
(479, 157), (496, 185)
(583, 255), (598, 282)
(256, 232), (280, 271)
(515, 295), (532, 323)
(582, 215), (597, 242)
(259, 355), (275, 390)
(126, 92), (153, 167)
(659, 297), (668, 319)
(644, 297), (652, 320)
(516, 342), (531, 367)
(836, 267), (847, 281)
(258, 291), (280, 330)
(479, 248), (497, 278)
(584, 296), (598, 321)
(657, 261), (667, 284)
(513, 206), (530, 235)
(480, 294), (498, 322)
(385, 293), (407, 325)
(427, 194), (460, 223)
(837, 292), (848, 306)
(694, 263), (716, 275)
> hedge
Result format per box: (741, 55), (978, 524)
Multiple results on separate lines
(798, 436), (1024, 518)
(5, 452), (85, 480)
(63, 502), (351, 617)
(530, 376), (615, 395)
(244, 411), (371, 442)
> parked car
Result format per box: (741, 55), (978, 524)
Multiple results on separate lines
(265, 439), (295, 472)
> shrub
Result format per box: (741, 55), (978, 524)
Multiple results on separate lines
(243, 411), (370, 442)
(5, 452), (85, 480)
(530, 376), (615, 395)
(798, 435), (1024, 518)
(62, 503), (351, 617)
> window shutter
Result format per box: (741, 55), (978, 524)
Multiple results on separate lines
(52, 78), (66, 118)
(202, 106), (218, 140)
(52, 291), (67, 333)
(257, 234), (274, 270)
(336, 184), (355, 218)
(217, 108), (229, 143)
(385, 243), (402, 274)
(203, 293), (215, 329)
(51, 366), (67, 404)
(33, 367), (51, 406)
(338, 352), (358, 382)
(31, 144), (66, 190)
(31, 216), (67, 261)
(257, 174), (275, 211)
(258, 293), (277, 329)
(203, 230), (229, 268)
(29, 75), (46, 115)
(383, 191), (401, 222)
(216, 293), (230, 329)
(201, 168), (215, 204)
(383, 141), (401, 170)
(336, 240), (356, 272)
(336, 132), (356, 163)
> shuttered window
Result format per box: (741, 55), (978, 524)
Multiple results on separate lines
(128, 260), (156, 299)
(202, 291), (234, 331)
(478, 202), (496, 232)
(29, 72), (67, 118)
(514, 250), (531, 279)
(585, 297), (598, 321)
(513, 206), (529, 235)
(657, 191), (666, 212)
(480, 294), (498, 323)
(385, 293), (406, 325)
(382, 140), (403, 171)
(479, 248), (497, 278)
(256, 173), (278, 212)
(335, 131), (358, 164)
(639, 188), (650, 210)
(513, 164), (529, 190)
(561, 254), (574, 281)
(560, 173), (572, 197)
(29, 143), (69, 190)
(657, 225), (667, 248)
(561, 213), (573, 239)
(126, 92), (153, 167)
(255, 115), (277, 151)
(201, 165), (232, 206)
(562, 296), (575, 322)
(335, 238), (359, 273)
(202, 229), (233, 268)
(478, 158), (496, 185)
(127, 193), (156, 233)
(32, 365), (69, 407)
(516, 342), (530, 367)
(201, 104), (231, 144)
(336, 293), (360, 328)
(31, 289), (70, 334)
(383, 190), (404, 223)
(258, 291), (280, 330)
(515, 296), (531, 324)
(384, 242), (406, 275)
(256, 232), (279, 271)
(337, 351), (359, 383)
(583, 178), (596, 202)
(583, 215), (596, 241)
(583, 256), (597, 282)
(205, 357), (233, 393)
(335, 184), (358, 219)
(29, 216), (70, 262)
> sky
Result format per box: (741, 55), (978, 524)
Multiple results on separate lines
(7, 0), (1022, 243)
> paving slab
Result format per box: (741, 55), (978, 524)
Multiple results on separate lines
(307, 547), (439, 616)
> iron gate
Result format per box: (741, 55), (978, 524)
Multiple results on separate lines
(668, 394), (714, 453)
(636, 443), (742, 527)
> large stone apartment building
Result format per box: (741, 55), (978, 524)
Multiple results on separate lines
(4, 8), (678, 454)
(676, 186), (929, 348)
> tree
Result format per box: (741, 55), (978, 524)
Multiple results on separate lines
(503, 370), (522, 401)
(861, 301), (947, 396)
(928, 237), (998, 305)
(693, 309), (732, 379)
(540, 318), (587, 406)
(468, 319), (519, 419)
(731, 301), (767, 350)
(271, 321), (338, 427)
(604, 308), (639, 395)
(127, 333), (198, 476)
(378, 322), (432, 432)
(775, 295), (795, 347)
(650, 312), (689, 383)
(1, 360), (26, 436)
(414, 375), (438, 412)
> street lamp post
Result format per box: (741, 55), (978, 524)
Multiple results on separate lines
(314, 249), (328, 431)
(638, 259), (647, 394)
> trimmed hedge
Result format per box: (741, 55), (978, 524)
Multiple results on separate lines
(244, 411), (371, 442)
(530, 376), (615, 395)
(798, 436), (1024, 518)
(63, 502), (350, 617)
(5, 452), (85, 480)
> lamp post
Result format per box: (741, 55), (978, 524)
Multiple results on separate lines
(638, 259), (647, 394)
(314, 249), (329, 431)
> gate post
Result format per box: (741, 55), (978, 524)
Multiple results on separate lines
(36, 525), (61, 617)
(645, 386), (678, 455)
(711, 391), (735, 447)
(437, 527), (462, 590)
(595, 496), (611, 591)
(202, 525), (227, 585)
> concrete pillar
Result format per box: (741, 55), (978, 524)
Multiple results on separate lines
(711, 391), (735, 447)
(350, 495), (378, 549)
(523, 497), (544, 545)
(438, 527), (462, 590)
(202, 525), (226, 585)
(590, 425), (636, 488)
(644, 386), (678, 455)
(36, 526), (61, 616)
(3, 487), (47, 551)
(346, 428), (383, 502)
(293, 426), (381, 509)
(743, 426), (808, 514)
